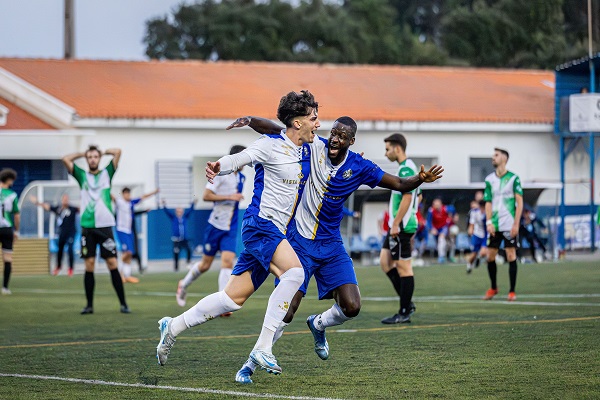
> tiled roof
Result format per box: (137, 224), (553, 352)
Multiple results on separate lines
(0, 96), (55, 130)
(0, 58), (555, 123)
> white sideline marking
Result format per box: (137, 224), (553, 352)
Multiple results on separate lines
(0, 373), (345, 400)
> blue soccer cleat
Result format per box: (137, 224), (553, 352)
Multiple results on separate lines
(235, 362), (255, 384)
(306, 315), (329, 360)
(249, 349), (282, 375)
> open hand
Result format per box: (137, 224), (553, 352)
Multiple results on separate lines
(226, 117), (251, 130)
(206, 161), (221, 183)
(419, 164), (444, 183)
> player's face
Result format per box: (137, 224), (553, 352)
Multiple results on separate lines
(384, 142), (398, 162)
(491, 151), (506, 168)
(86, 150), (101, 172)
(123, 192), (131, 201)
(433, 199), (442, 210)
(61, 195), (69, 206)
(296, 108), (319, 144)
(328, 122), (355, 162)
(175, 208), (184, 217)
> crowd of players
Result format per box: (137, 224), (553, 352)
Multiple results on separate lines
(0, 89), (536, 384)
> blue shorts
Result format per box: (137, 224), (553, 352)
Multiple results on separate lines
(203, 223), (237, 256)
(231, 215), (286, 291)
(470, 235), (487, 253)
(287, 225), (357, 300)
(433, 226), (449, 236)
(116, 230), (134, 253)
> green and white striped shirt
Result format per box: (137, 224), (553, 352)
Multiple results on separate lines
(484, 170), (523, 231)
(71, 161), (116, 228)
(0, 188), (19, 228)
(388, 158), (418, 234)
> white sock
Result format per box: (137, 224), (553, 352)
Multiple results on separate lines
(171, 291), (241, 336)
(438, 235), (447, 258)
(253, 267), (304, 352)
(218, 268), (232, 291)
(243, 358), (259, 372)
(272, 321), (289, 345)
(180, 262), (202, 288)
(314, 303), (351, 330)
(123, 263), (132, 278)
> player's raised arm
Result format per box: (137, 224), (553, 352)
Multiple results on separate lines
(61, 151), (85, 175)
(104, 148), (122, 169)
(377, 164), (443, 192)
(226, 116), (283, 135)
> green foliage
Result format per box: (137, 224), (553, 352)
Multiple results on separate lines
(144, 0), (597, 69)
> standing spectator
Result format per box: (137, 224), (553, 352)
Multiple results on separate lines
(426, 198), (453, 263)
(114, 187), (159, 283)
(0, 169), (20, 295)
(162, 199), (196, 271)
(413, 195), (428, 259)
(30, 194), (79, 277)
(62, 145), (129, 314)
(483, 148), (523, 301)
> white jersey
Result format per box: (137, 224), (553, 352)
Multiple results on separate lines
(219, 131), (303, 234)
(469, 207), (486, 238)
(115, 197), (136, 234)
(206, 173), (243, 231)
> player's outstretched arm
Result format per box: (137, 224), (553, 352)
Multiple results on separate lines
(141, 188), (160, 200)
(29, 196), (51, 212)
(226, 116), (283, 135)
(61, 151), (85, 175)
(377, 165), (443, 193)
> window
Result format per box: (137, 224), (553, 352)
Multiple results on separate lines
(470, 158), (494, 183)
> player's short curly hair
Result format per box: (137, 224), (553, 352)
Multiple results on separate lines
(277, 90), (319, 127)
(335, 116), (357, 138)
(0, 168), (17, 183)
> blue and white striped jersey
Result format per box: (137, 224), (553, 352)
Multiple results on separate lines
(220, 132), (307, 234)
(294, 137), (385, 240)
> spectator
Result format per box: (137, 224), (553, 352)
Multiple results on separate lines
(162, 199), (196, 271)
(426, 198), (454, 263)
(519, 208), (547, 262)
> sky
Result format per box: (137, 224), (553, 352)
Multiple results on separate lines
(0, 0), (194, 60)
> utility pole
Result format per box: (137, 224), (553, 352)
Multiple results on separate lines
(64, 0), (74, 59)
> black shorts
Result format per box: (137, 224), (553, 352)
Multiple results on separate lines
(382, 232), (414, 260)
(487, 231), (518, 249)
(81, 227), (117, 259)
(0, 227), (14, 252)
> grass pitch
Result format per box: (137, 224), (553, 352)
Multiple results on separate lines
(0, 260), (599, 399)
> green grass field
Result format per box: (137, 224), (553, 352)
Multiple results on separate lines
(0, 260), (599, 399)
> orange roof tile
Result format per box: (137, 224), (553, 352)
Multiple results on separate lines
(0, 96), (55, 130)
(0, 58), (555, 124)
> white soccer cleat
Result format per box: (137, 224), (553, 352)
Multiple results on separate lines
(156, 317), (176, 366)
(249, 349), (282, 375)
(176, 280), (187, 307)
(1, 287), (11, 295)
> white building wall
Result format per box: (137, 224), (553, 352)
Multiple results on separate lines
(2, 125), (600, 209)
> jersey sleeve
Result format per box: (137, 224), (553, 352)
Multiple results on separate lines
(131, 198), (142, 206)
(50, 205), (59, 214)
(360, 158), (386, 188)
(105, 160), (116, 181)
(205, 175), (221, 192)
(71, 164), (87, 188)
(245, 136), (274, 165)
(513, 175), (523, 196)
(468, 210), (476, 225)
(12, 195), (19, 213)
(483, 179), (492, 202)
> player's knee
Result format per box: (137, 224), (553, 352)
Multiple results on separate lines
(279, 267), (304, 286)
(340, 299), (361, 318)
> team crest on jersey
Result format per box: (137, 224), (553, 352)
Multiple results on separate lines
(343, 169), (353, 179)
(298, 172), (304, 180)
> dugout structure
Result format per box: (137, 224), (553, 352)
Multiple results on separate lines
(18, 181), (148, 272)
(555, 52), (600, 251)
